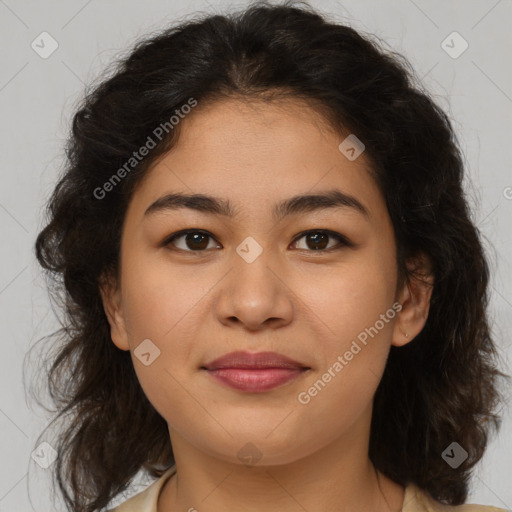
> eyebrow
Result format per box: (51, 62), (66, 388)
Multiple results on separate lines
(144, 189), (370, 221)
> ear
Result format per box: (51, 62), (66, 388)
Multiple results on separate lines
(392, 252), (434, 347)
(98, 272), (130, 351)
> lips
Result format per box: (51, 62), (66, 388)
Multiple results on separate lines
(202, 351), (309, 371)
(202, 351), (310, 392)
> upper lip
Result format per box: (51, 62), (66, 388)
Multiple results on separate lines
(202, 351), (309, 370)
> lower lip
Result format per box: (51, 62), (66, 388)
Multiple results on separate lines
(205, 368), (308, 392)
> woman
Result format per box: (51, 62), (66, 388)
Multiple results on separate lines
(33, 2), (509, 511)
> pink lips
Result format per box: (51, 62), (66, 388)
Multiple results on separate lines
(202, 351), (310, 392)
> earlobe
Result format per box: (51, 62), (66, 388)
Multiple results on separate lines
(392, 253), (434, 347)
(98, 273), (130, 351)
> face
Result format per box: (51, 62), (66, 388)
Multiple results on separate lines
(102, 97), (426, 467)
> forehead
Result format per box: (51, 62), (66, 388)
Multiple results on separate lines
(127, 97), (387, 226)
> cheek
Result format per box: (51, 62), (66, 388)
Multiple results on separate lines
(119, 270), (202, 423)
(118, 249), (214, 410)
(120, 246), (205, 343)
(294, 274), (395, 452)
(295, 251), (397, 393)
(297, 253), (396, 341)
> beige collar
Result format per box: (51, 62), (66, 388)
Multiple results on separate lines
(111, 466), (506, 512)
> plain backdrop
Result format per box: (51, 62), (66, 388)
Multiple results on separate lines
(1, 0), (511, 510)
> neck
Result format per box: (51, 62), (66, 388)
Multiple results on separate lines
(157, 410), (404, 512)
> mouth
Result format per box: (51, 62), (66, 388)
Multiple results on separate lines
(201, 351), (311, 393)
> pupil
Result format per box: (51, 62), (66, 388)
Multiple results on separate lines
(308, 232), (328, 250)
(187, 233), (208, 250)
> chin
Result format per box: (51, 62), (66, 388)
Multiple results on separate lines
(196, 431), (314, 467)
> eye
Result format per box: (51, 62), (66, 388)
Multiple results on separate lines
(291, 230), (352, 252)
(163, 229), (220, 252)
(163, 229), (351, 253)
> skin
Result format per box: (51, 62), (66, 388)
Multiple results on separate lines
(101, 97), (433, 512)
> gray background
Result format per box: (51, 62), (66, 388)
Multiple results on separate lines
(1, 0), (511, 510)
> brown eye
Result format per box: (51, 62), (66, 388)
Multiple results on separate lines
(292, 230), (350, 251)
(164, 230), (219, 251)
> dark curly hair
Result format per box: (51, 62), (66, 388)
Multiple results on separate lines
(28, 1), (509, 511)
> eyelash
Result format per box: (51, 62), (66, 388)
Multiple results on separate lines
(162, 229), (353, 253)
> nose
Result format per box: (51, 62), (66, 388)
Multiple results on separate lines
(214, 250), (294, 332)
